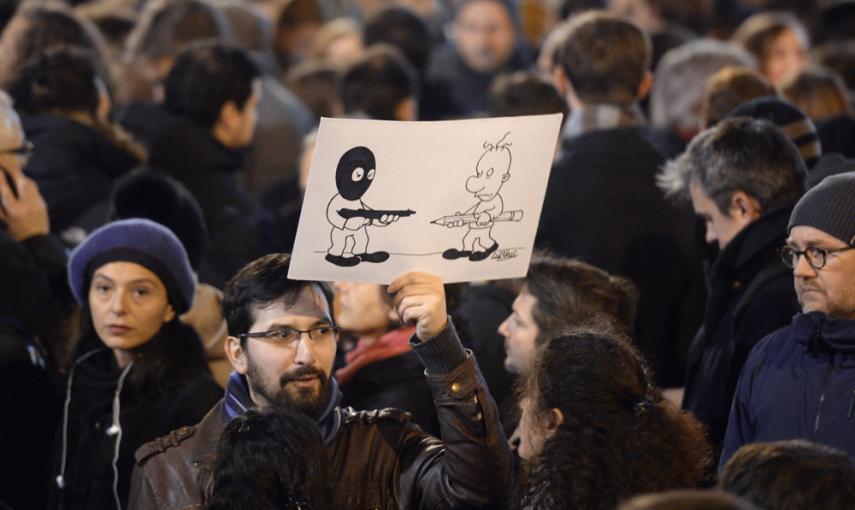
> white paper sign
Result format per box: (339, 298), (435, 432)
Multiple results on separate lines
(288, 114), (562, 283)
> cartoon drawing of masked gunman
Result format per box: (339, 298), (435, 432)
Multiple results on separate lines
(326, 146), (406, 267)
(442, 133), (511, 262)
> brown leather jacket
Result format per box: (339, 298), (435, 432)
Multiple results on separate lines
(128, 329), (513, 509)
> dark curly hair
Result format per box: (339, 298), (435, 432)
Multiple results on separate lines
(518, 333), (711, 509)
(208, 407), (333, 510)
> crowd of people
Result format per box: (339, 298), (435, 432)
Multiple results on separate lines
(1, 0), (855, 508)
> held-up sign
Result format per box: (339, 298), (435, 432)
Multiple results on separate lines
(288, 114), (562, 284)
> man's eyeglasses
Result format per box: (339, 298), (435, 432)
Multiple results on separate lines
(780, 245), (855, 270)
(0, 140), (34, 165)
(239, 325), (340, 348)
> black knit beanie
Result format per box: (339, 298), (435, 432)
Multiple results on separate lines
(788, 172), (855, 246)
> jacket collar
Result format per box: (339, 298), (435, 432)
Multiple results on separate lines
(793, 312), (855, 354)
(710, 204), (794, 278)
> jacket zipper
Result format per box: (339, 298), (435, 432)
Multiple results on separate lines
(813, 359), (836, 434)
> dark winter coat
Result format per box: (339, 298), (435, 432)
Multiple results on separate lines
(721, 312), (855, 466)
(683, 205), (799, 454)
(49, 325), (222, 510)
(22, 113), (141, 240)
(0, 231), (70, 510)
(535, 126), (704, 386)
(118, 103), (264, 287)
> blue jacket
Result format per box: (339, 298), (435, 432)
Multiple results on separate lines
(721, 312), (855, 466)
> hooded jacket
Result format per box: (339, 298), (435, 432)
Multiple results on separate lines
(721, 312), (855, 466)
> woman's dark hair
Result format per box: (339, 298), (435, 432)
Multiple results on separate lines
(0, 2), (112, 90)
(7, 47), (102, 116)
(208, 407), (333, 510)
(75, 300), (210, 397)
(519, 333), (711, 510)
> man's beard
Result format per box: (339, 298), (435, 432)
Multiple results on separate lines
(246, 356), (331, 419)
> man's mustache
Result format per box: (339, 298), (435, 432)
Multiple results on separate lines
(280, 366), (327, 386)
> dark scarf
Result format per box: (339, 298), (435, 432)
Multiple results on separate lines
(223, 371), (343, 445)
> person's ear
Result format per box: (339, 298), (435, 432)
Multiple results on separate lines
(636, 71), (653, 101)
(225, 335), (249, 375)
(545, 407), (565, 436)
(163, 304), (176, 323)
(730, 191), (762, 222)
(552, 66), (569, 96)
(218, 100), (241, 132)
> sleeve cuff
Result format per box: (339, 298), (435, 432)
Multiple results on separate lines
(410, 317), (468, 374)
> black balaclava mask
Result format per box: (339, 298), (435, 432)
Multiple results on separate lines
(335, 146), (376, 200)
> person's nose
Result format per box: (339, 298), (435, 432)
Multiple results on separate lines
(793, 251), (817, 279)
(110, 289), (129, 316)
(293, 333), (317, 366)
(498, 316), (510, 338)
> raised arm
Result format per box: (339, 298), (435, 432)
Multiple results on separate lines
(387, 272), (514, 508)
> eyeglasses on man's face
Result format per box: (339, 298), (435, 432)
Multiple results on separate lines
(0, 140), (34, 165)
(239, 325), (340, 348)
(780, 245), (855, 270)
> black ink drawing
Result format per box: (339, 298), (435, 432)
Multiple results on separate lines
(326, 146), (415, 267)
(434, 132), (523, 261)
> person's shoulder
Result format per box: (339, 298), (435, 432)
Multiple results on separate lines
(134, 425), (198, 467)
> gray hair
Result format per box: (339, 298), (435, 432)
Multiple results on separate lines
(658, 117), (805, 215)
(651, 39), (754, 134)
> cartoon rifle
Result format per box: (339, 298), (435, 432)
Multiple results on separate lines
(338, 208), (416, 220)
(431, 210), (524, 226)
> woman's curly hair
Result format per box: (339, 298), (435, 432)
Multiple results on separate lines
(519, 333), (711, 510)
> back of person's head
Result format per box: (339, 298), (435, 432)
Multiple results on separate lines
(554, 10), (650, 105)
(164, 41), (260, 129)
(488, 71), (568, 120)
(659, 117), (806, 216)
(125, 0), (230, 64)
(208, 407), (333, 510)
(651, 39), (754, 136)
(7, 46), (105, 118)
(524, 254), (637, 341)
(0, 2), (111, 89)
(724, 96), (822, 168)
(701, 66), (777, 129)
(619, 490), (759, 510)
(340, 45), (417, 120)
(363, 6), (431, 74)
(719, 440), (855, 510)
(223, 253), (332, 341)
(287, 60), (341, 119)
(781, 67), (853, 122)
(519, 332), (710, 509)
(109, 168), (209, 272)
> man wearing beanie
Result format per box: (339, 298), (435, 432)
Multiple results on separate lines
(721, 172), (855, 466)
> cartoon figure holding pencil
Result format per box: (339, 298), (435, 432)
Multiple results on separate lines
(436, 132), (522, 261)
